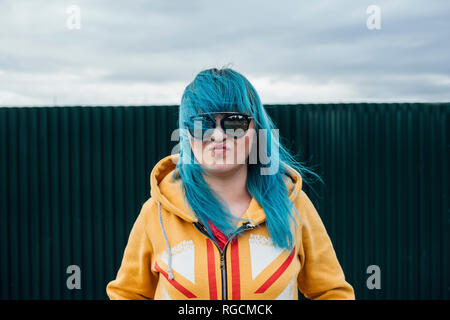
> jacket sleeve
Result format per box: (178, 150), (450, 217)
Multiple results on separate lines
(296, 190), (355, 300)
(106, 199), (158, 300)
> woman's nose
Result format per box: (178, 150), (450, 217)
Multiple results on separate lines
(210, 125), (227, 142)
(210, 117), (227, 142)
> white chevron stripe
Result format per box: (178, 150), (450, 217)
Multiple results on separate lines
(160, 240), (195, 284)
(249, 234), (284, 280)
(275, 276), (296, 300)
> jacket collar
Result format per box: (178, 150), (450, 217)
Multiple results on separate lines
(150, 153), (302, 226)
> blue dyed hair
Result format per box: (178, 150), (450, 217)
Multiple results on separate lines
(174, 67), (322, 249)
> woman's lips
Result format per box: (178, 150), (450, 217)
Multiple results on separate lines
(210, 144), (229, 154)
(213, 148), (227, 154)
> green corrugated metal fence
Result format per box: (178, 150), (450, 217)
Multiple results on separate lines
(0, 103), (448, 299)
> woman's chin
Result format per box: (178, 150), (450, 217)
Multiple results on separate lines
(202, 162), (242, 173)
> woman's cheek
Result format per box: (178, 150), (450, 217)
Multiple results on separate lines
(236, 134), (253, 164)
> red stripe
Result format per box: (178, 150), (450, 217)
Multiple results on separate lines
(154, 261), (197, 298)
(230, 238), (241, 300)
(206, 239), (218, 300)
(255, 248), (295, 294)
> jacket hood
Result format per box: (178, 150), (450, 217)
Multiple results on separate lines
(150, 153), (303, 226)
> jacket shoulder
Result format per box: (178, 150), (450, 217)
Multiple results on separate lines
(136, 197), (159, 228)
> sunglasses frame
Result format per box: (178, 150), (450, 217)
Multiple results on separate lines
(186, 112), (253, 140)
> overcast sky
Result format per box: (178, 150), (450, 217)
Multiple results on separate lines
(1, 0), (449, 106)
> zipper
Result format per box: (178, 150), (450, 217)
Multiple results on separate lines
(193, 221), (255, 300)
(219, 244), (227, 300)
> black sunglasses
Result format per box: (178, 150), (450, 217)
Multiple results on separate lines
(185, 112), (253, 140)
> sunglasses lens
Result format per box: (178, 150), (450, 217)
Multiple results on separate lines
(223, 115), (250, 138)
(187, 116), (216, 139)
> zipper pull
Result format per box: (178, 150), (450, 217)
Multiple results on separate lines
(243, 222), (255, 230)
(220, 254), (225, 269)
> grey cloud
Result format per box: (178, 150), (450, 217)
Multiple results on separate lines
(0, 0), (449, 105)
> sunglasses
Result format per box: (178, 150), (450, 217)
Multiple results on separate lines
(185, 112), (253, 140)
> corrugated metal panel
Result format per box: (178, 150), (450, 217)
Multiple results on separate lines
(0, 103), (448, 300)
(266, 103), (449, 299)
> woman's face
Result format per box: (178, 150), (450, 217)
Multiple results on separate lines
(189, 113), (256, 173)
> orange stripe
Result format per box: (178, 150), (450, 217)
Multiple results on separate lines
(230, 238), (241, 300)
(255, 247), (295, 294)
(206, 239), (218, 300)
(154, 261), (197, 298)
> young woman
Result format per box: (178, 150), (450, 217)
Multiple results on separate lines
(106, 67), (355, 300)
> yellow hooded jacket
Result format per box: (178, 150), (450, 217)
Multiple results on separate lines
(106, 154), (355, 300)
